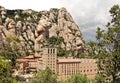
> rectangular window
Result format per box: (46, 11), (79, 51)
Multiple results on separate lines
(51, 49), (52, 54)
(48, 49), (49, 54)
(53, 49), (55, 53)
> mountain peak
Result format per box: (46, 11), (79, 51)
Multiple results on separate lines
(0, 6), (85, 56)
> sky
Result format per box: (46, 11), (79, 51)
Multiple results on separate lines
(0, 0), (120, 42)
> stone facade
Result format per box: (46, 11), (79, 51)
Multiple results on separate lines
(57, 58), (98, 80)
(16, 47), (98, 80)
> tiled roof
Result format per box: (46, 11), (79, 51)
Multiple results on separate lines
(17, 54), (42, 62)
(24, 54), (42, 58)
(34, 54), (42, 58)
(17, 58), (37, 62)
(24, 55), (34, 59)
(17, 59), (28, 62)
(27, 59), (37, 62)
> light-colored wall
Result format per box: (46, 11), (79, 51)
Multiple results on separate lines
(16, 47), (98, 81)
(57, 59), (98, 80)
(42, 47), (57, 73)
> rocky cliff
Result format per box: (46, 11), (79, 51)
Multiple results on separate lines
(0, 6), (85, 56)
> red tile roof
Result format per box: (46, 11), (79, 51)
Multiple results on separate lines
(17, 58), (37, 62)
(24, 55), (34, 59)
(17, 59), (28, 62)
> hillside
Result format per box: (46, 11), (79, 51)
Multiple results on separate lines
(0, 6), (85, 56)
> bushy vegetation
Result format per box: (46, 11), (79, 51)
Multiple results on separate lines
(57, 47), (69, 56)
(88, 5), (120, 83)
(30, 67), (57, 83)
(6, 9), (41, 24)
(0, 56), (20, 83)
(47, 36), (70, 56)
(0, 36), (21, 67)
(0, 56), (11, 82)
(30, 67), (90, 83)
(50, 8), (59, 24)
(66, 74), (90, 83)
(47, 36), (64, 46)
(7, 10), (16, 19)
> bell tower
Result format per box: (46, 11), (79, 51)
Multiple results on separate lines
(42, 47), (57, 73)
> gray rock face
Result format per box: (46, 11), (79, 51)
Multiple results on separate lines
(0, 6), (85, 56)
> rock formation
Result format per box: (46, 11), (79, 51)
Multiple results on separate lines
(0, 6), (85, 56)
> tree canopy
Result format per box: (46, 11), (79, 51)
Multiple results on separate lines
(30, 67), (57, 83)
(88, 5), (120, 83)
(0, 56), (20, 83)
(64, 74), (90, 83)
(0, 36), (22, 67)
